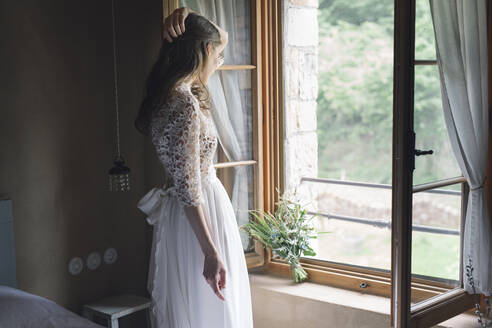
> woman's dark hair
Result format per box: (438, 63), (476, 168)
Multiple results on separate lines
(135, 13), (222, 136)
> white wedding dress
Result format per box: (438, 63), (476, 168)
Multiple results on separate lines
(137, 81), (254, 328)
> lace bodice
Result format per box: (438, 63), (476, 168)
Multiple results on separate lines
(150, 82), (218, 207)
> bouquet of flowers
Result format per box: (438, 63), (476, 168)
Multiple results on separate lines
(239, 189), (329, 283)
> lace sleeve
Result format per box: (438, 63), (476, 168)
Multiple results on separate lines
(150, 91), (204, 207)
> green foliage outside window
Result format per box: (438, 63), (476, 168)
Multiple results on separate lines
(317, 0), (461, 185)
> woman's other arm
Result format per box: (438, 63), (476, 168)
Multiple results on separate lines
(183, 205), (227, 299)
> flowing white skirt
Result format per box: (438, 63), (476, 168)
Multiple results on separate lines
(137, 169), (254, 328)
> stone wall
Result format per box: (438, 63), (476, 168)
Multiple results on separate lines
(282, 0), (319, 211)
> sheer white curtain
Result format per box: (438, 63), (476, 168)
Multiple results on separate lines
(180, 0), (253, 250)
(430, 0), (490, 295)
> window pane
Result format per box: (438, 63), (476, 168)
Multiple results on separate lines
(411, 190), (461, 281)
(178, 0), (251, 65)
(211, 69), (254, 162)
(415, 0), (437, 60)
(207, 70), (255, 253)
(217, 164), (256, 252)
(411, 188), (462, 303)
(318, 0), (394, 184)
(413, 64), (462, 302)
(414, 65), (461, 185)
(312, 0), (393, 270)
(292, 180), (392, 271)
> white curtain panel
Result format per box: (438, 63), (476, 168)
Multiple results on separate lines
(179, 0), (253, 250)
(429, 0), (490, 295)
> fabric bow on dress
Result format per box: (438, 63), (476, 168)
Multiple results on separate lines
(137, 186), (179, 225)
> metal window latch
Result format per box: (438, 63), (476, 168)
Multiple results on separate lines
(410, 130), (434, 156)
(414, 149), (434, 156)
(409, 130), (434, 170)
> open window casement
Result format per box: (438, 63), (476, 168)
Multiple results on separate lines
(391, 0), (489, 326)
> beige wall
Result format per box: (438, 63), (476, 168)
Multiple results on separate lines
(0, 0), (165, 316)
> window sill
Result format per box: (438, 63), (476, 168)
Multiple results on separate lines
(248, 267), (477, 328)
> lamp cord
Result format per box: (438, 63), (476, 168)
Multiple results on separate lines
(111, 0), (121, 158)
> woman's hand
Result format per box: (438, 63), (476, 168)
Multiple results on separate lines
(162, 7), (193, 43)
(203, 252), (227, 301)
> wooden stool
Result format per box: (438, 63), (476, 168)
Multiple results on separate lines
(83, 294), (151, 328)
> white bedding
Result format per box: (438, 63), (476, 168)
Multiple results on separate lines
(0, 286), (104, 328)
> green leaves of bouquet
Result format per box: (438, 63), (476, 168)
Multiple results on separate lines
(239, 190), (329, 283)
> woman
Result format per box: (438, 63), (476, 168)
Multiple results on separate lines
(135, 7), (254, 328)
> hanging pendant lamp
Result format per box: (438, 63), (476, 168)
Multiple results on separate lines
(108, 0), (131, 192)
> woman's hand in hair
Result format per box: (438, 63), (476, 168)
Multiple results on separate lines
(162, 7), (193, 43)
